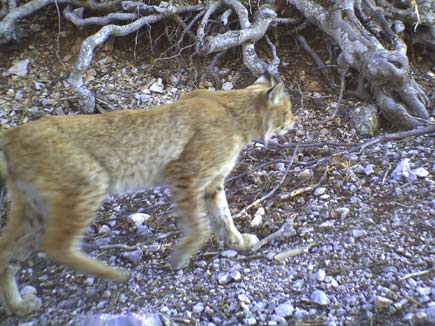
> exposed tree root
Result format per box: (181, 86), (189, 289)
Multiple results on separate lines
(1, 0), (433, 126)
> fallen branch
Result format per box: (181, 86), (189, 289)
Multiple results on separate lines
(274, 241), (316, 262)
(250, 218), (296, 253)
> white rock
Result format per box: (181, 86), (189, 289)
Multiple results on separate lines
(230, 270), (242, 281)
(391, 158), (416, 182)
(222, 81), (233, 90)
(4, 59), (30, 77)
(274, 301), (294, 317)
(121, 249), (143, 263)
(314, 187), (327, 196)
(375, 296), (393, 310)
(84, 277), (94, 286)
(250, 207), (265, 227)
(414, 167), (429, 178)
(192, 302), (204, 313)
(237, 293), (251, 304)
(417, 287), (432, 296)
(98, 225), (111, 233)
(352, 229), (367, 238)
(335, 207), (350, 219)
(316, 269), (326, 282)
(128, 213), (151, 225)
(217, 272), (231, 285)
(221, 249), (238, 258)
(149, 78), (165, 93)
(310, 290), (330, 305)
(246, 317), (257, 325)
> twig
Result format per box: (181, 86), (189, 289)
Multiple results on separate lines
(250, 217), (296, 253)
(274, 242), (316, 262)
(233, 144), (299, 218)
(321, 65), (348, 122)
(329, 260), (388, 276)
(296, 35), (329, 81)
(100, 243), (142, 251)
(399, 268), (434, 282)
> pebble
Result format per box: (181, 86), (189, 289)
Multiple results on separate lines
(238, 294), (251, 304)
(375, 296), (393, 310)
(274, 301), (294, 317)
(426, 303), (435, 322)
(6, 89), (15, 97)
(192, 302), (204, 313)
(84, 277), (94, 286)
(335, 207), (350, 218)
(222, 81), (234, 90)
(98, 225), (111, 233)
(316, 269), (326, 282)
(250, 207), (265, 227)
(417, 287), (432, 296)
(128, 213), (151, 225)
(149, 78), (165, 93)
(311, 290), (330, 305)
(121, 249), (143, 263)
(245, 317), (257, 325)
(414, 167), (429, 178)
(221, 249), (238, 258)
(80, 313), (162, 326)
(4, 59), (30, 77)
(351, 229), (367, 238)
(391, 158), (416, 182)
(314, 187), (327, 196)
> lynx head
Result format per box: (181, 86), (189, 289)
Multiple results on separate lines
(249, 72), (294, 146)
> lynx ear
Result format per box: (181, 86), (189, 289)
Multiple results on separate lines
(254, 71), (275, 87)
(267, 82), (284, 106)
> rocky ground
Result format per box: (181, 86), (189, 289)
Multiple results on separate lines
(1, 13), (435, 326)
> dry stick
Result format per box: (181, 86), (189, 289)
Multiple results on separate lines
(295, 124), (435, 171)
(399, 268), (434, 282)
(329, 260), (388, 276)
(296, 35), (329, 81)
(274, 241), (316, 262)
(321, 66), (348, 123)
(233, 144), (299, 219)
(250, 216), (296, 253)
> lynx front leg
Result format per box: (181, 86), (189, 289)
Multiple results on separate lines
(167, 187), (210, 270)
(205, 178), (259, 251)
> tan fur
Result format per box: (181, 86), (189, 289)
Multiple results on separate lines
(0, 74), (293, 316)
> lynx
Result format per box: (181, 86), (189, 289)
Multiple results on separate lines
(0, 73), (293, 316)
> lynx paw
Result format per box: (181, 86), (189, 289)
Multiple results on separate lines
(168, 251), (191, 270)
(241, 233), (259, 250)
(11, 293), (42, 316)
(226, 232), (259, 251)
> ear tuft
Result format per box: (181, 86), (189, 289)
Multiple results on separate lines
(267, 82), (284, 106)
(254, 71), (275, 87)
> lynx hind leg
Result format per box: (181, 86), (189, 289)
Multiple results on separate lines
(204, 178), (259, 251)
(0, 191), (43, 316)
(42, 186), (128, 282)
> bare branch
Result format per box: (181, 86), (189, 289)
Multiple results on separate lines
(0, 0), (71, 43)
(67, 4), (204, 112)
